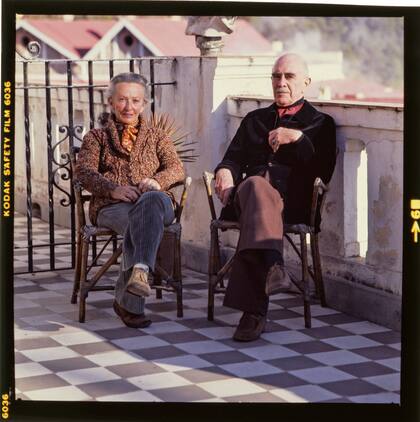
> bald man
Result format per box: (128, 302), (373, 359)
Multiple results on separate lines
(214, 53), (336, 341)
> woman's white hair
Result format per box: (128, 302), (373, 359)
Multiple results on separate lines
(106, 72), (150, 103)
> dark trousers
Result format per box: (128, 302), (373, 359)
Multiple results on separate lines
(223, 176), (284, 315)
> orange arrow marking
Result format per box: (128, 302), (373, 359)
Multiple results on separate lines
(411, 220), (420, 243)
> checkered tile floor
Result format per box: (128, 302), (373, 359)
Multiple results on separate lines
(13, 215), (401, 403)
(14, 213), (119, 273)
(14, 213), (76, 273)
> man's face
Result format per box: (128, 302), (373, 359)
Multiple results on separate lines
(108, 82), (145, 125)
(271, 56), (310, 107)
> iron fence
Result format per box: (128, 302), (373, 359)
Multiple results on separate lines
(14, 55), (176, 274)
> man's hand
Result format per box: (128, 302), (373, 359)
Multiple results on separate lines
(268, 127), (303, 152)
(138, 178), (161, 193)
(110, 185), (141, 203)
(215, 168), (234, 206)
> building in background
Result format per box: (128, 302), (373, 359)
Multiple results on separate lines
(16, 16), (347, 94)
(16, 16), (274, 60)
(16, 15), (402, 103)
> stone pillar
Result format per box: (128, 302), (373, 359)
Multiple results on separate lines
(343, 138), (367, 257)
(185, 16), (237, 56)
(194, 36), (224, 56)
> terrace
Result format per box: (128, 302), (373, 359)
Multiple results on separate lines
(13, 56), (402, 403)
(14, 214), (400, 403)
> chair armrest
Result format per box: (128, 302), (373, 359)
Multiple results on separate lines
(175, 176), (192, 223)
(314, 177), (328, 192)
(202, 171), (217, 220)
(203, 171), (215, 187)
(310, 177), (329, 229)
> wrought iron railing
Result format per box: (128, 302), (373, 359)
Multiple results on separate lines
(14, 50), (177, 274)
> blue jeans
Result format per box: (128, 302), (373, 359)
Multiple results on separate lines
(96, 191), (175, 315)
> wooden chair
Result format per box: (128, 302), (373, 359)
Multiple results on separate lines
(70, 146), (191, 323)
(202, 171), (330, 328)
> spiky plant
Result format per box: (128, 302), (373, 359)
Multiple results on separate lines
(148, 113), (198, 163)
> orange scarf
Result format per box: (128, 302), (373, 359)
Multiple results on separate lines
(120, 122), (139, 153)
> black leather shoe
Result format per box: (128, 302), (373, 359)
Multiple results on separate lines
(233, 312), (266, 342)
(113, 301), (152, 329)
(265, 263), (293, 295)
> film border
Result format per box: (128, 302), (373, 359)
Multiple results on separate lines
(0, 1), (417, 421)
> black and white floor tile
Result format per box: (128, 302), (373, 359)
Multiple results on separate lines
(13, 214), (400, 403)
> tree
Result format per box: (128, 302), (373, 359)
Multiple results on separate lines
(247, 16), (403, 88)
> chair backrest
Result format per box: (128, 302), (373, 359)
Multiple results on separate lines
(171, 177), (192, 223)
(309, 147), (339, 229)
(309, 177), (329, 229)
(69, 146), (90, 230)
(202, 171), (218, 221)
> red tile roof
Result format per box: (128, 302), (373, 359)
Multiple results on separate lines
(20, 17), (273, 58)
(24, 18), (116, 57)
(130, 17), (273, 56)
(130, 18), (197, 55)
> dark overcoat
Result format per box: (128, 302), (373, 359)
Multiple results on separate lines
(215, 100), (337, 229)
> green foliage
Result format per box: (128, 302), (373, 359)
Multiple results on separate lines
(148, 113), (198, 163)
(248, 17), (403, 88)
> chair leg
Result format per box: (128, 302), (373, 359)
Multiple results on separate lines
(311, 233), (327, 307)
(300, 233), (311, 329)
(78, 238), (89, 323)
(173, 236), (183, 318)
(71, 232), (82, 304)
(154, 245), (164, 300)
(155, 277), (163, 299)
(154, 266), (163, 300)
(208, 225), (219, 321)
(208, 275), (216, 321)
(173, 235), (182, 282)
(176, 283), (183, 318)
(214, 226), (225, 289)
(213, 227), (222, 271)
(89, 245), (122, 284)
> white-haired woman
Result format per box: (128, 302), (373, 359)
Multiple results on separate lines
(76, 72), (185, 328)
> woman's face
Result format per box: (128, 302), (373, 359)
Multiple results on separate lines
(108, 82), (146, 125)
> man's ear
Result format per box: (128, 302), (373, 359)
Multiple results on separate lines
(107, 96), (113, 108)
(305, 77), (311, 87)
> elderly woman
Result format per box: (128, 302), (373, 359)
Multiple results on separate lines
(75, 72), (185, 328)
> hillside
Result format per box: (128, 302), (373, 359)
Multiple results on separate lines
(248, 16), (403, 89)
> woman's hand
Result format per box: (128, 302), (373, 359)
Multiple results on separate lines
(110, 185), (141, 202)
(138, 178), (161, 193)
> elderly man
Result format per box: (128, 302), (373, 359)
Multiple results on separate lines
(214, 53), (336, 341)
